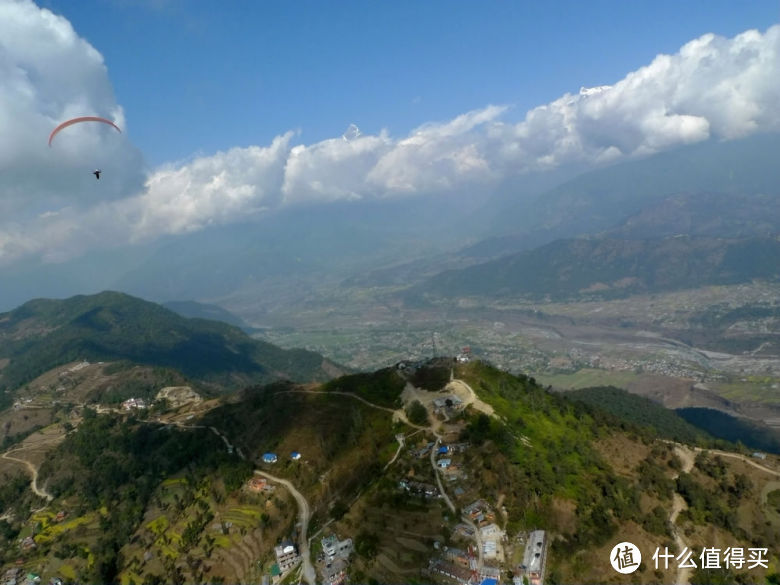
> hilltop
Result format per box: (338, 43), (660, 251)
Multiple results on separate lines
(0, 359), (776, 585)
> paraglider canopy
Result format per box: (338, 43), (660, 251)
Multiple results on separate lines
(48, 116), (122, 146)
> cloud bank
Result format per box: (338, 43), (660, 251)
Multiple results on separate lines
(0, 0), (145, 219)
(2, 0), (780, 264)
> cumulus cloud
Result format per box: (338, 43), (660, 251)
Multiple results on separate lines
(0, 0), (145, 221)
(2, 3), (780, 266)
(505, 27), (780, 169)
(131, 24), (780, 234)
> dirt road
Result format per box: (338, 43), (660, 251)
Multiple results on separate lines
(276, 389), (428, 431)
(662, 443), (780, 585)
(254, 470), (315, 585)
(1, 449), (54, 502)
(444, 379), (495, 418)
(669, 445), (695, 585)
(384, 434), (405, 470)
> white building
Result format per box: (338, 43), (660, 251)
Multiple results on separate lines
(121, 397), (148, 410)
(321, 535), (353, 561)
(522, 530), (547, 585)
(274, 543), (300, 572)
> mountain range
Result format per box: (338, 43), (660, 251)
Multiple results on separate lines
(3, 133), (780, 314)
(416, 235), (780, 302)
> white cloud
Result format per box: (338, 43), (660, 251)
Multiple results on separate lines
(1, 3), (780, 266)
(0, 0), (145, 221)
(505, 26), (780, 169)
(132, 133), (293, 239)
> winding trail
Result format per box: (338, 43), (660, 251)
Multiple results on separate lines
(254, 470), (315, 585)
(0, 428), (65, 505)
(663, 443), (780, 585)
(670, 445), (695, 585)
(165, 416), (316, 585)
(161, 412), (317, 584)
(1, 449), (54, 502)
(133, 380), (499, 582)
(276, 389), (428, 431)
(661, 440), (780, 478)
(384, 434), (406, 471)
(702, 449), (780, 477)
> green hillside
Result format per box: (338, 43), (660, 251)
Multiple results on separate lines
(566, 386), (710, 444)
(1, 360), (777, 585)
(676, 407), (780, 454)
(0, 291), (336, 393)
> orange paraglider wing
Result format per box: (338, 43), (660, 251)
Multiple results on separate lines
(48, 116), (122, 146)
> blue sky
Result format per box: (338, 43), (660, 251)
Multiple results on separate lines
(41, 0), (780, 166)
(2, 0), (780, 265)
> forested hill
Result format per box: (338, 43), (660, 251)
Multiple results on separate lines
(566, 386), (710, 444)
(416, 236), (780, 301)
(0, 291), (338, 392)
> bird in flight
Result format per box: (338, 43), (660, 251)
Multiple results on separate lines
(92, 169), (101, 180)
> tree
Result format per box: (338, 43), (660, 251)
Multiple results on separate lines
(355, 532), (379, 560)
(405, 400), (429, 426)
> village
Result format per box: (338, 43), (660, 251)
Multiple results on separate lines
(247, 438), (548, 585)
(240, 360), (550, 585)
(2, 356), (550, 585)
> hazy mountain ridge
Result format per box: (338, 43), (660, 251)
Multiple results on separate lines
(604, 191), (780, 240)
(162, 300), (254, 331)
(493, 133), (780, 239)
(4, 134), (780, 314)
(415, 235), (780, 301)
(333, 135), (780, 297)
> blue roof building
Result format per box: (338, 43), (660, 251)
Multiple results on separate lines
(291, 451), (301, 460)
(262, 453), (278, 464)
